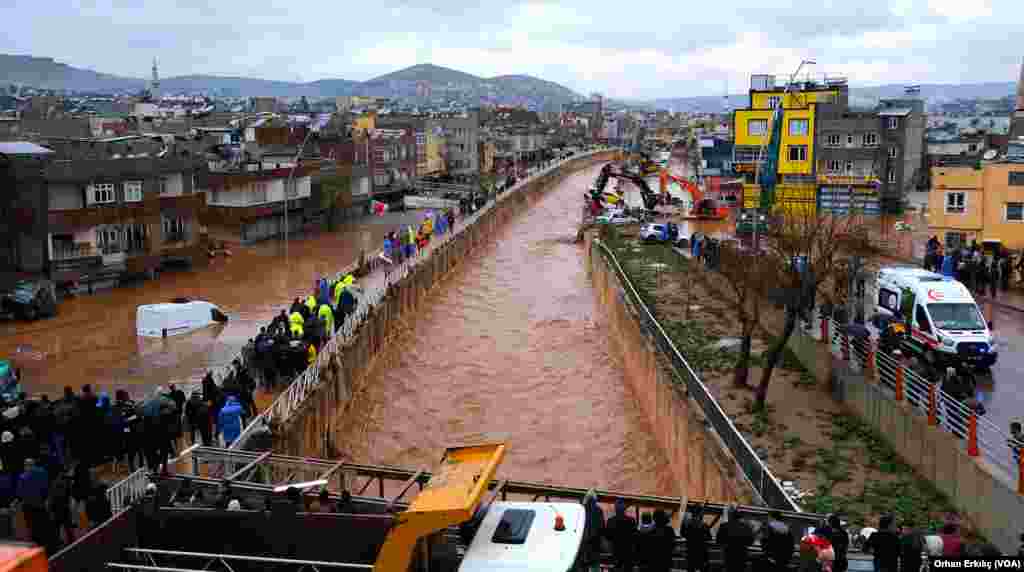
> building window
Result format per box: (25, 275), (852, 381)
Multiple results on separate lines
(163, 216), (186, 241)
(789, 119), (809, 136)
(888, 146), (898, 158)
(1008, 172), (1024, 186)
(748, 119), (768, 136)
(945, 232), (966, 250)
(862, 132), (878, 147)
(945, 191), (966, 214)
(968, 143), (978, 153)
(787, 145), (807, 162)
(96, 226), (123, 254)
(846, 134), (854, 146)
(88, 183), (115, 205)
(826, 134), (841, 147)
(767, 96), (781, 109)
(845, 161), (854, 174)
(826, 160), (842, 172)
(887, 117), (899, 130)
(887, 168), (896, 184)
(1006, 202), (1024, 222)
(124, 181), (143, 202)
(157, 177), (169, 196)
(251, 182), (268, 204)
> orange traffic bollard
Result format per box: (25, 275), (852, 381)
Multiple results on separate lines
(928, 384), (938, 426)
(967, 412), (980, 457)
(894, 351), (905, 402)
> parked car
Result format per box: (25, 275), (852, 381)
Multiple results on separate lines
(596, 212), (640, 225)
(1, 280), (57, 321)
(640, 222), (680, 243)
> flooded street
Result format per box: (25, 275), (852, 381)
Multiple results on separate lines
(354, 164), (677, 495)
(1, 211), (424, 397)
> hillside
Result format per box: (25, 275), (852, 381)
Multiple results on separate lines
(365, 63), (481, 86)
(0, 54), (144, 93)
(0, 55), (579, 109)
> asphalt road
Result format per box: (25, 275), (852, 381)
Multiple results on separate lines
(978, 305), (1024, 434)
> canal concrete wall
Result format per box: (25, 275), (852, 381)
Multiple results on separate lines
(587, 238), (755, 505)
(271, 150), (622, 459)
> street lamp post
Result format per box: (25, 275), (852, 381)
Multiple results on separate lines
(284, 127), (318, 264)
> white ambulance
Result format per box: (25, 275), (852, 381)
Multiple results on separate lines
(871, 266), (997, 368)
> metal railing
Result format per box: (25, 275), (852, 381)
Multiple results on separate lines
(228, 148), (611, 449)
(823, 317), (1018, 480)
(592, 238), (800, 512)
(106, 468), (150, 514)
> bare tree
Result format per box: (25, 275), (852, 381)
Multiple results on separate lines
(717, 242), (780, 388)
(753, 211), (878, 409)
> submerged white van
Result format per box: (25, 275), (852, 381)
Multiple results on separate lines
(871, 267), (997, 368)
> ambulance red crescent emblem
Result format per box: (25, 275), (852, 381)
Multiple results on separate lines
(927, 290), (943, 301)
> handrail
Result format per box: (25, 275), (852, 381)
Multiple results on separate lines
(823, 317), (1018, 480)
(229, 149), (612, 449)
(592, 238), (800, 512)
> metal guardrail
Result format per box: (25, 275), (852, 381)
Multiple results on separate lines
(106, 467), (150, 514)
(822, 317), (1019, 481)
(591, 239), (800, 512)
(228, 148), (612, 449)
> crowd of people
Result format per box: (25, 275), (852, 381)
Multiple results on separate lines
(571, 498), (1013, 572)
(924, 236), (1019, 298)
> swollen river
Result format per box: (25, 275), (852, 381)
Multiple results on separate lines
(352, 164), (677, 494)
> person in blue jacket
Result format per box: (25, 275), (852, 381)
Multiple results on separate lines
(217, 396), (244, 448)
(941, 251), (955, 278)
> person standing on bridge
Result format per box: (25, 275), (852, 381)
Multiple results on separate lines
(581, 490), (605, 572)
(716, 504), (754, 572)
(761, 510), (795, 572)
(604, 498), (638, 572)
(647, 508), (677, 572)
(216, 395), (244, 448)
(683, 508), (712, 572)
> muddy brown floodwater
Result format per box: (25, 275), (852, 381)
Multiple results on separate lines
(0, 211), (424, 398)
(352, 165), (678, 495)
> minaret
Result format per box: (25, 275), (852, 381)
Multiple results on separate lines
(151, 58), (161, 99)
(1008, 57), (1024, 140)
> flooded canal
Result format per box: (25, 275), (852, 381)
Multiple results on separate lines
(350, 164), (678, 494)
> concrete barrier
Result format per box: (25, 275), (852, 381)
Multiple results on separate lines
(268, 150), (621, 458)
(587, 238), (755, 504)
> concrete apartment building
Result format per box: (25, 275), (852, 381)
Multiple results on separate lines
(439, 111), (480, 176)
(365, 128), (416, 195)
(877, 98), (927, 211)
(928, 146), (1024, 250)
(814, 105), (884, 216)
(0, 142), (53, 286)
(12, 133), (212, 287)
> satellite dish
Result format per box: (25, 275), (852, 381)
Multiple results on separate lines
(983, 149), (998, 161)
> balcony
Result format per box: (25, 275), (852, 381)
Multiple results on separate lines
(817, 172), (881, 186)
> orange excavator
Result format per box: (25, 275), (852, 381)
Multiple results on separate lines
(659, 170), (728, 220)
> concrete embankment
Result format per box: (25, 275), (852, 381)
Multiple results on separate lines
(270, 151), (621, 458)
(586, 236), (754, 504)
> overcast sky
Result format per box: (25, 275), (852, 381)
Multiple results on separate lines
(2, 0), (1022, 99)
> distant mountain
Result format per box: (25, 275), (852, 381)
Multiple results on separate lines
(365, 63), (481, 86)
(0, 55), (580, 109)
(0, 54), (144, 92)
(649, 82), (1019, 113)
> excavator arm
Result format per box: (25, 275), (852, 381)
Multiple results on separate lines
(659, 171), (727, 219)
(593, 165), (660, 210)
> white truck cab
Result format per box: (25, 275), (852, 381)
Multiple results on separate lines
(871, 266), (997, 368)
(458, 502), (586, 572)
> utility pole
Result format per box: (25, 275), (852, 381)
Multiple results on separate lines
(284, 126), (318, 264)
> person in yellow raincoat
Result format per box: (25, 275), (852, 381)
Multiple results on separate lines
(307, 342), (317, 365)
(304, 294), (317, 313)
(290, 319), (304, 339)
(407, 225), (416, 255)
(424, 215), (433, 238)
(317, 303), (334, 335)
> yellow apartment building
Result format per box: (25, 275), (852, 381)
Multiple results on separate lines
(929, 161), (1024, 250)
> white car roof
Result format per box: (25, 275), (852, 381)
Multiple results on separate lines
(458, 502), (585, 572)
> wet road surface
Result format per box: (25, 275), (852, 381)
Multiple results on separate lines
(353, 163), (678, 494)
(1, 211), (425, 398)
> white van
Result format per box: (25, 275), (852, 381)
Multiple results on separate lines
(871, 267), (997, 368)
(458, 502), (586, 572)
